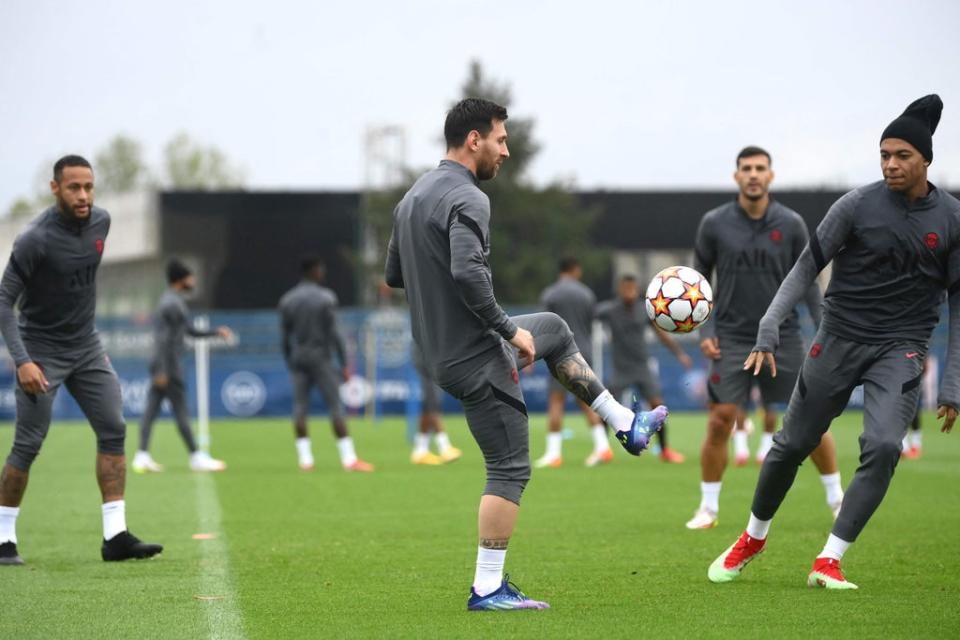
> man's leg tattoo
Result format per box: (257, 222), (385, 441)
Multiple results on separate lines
(552, 353), (605, 405)
(479, 538), (510, 550)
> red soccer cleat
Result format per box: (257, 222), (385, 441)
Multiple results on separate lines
(708, 531), (766, 583)
(807, 557), (858, 589)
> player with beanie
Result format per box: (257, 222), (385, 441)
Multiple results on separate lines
(708, 95), (960, 589)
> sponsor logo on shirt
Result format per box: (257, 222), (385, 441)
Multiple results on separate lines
(925, 232), (939, 250)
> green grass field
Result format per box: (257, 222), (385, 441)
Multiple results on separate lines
(1, 411), (958, 639)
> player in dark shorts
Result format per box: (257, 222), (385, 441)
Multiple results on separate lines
(534, 257), (610, 468)
(410, 345), (462, 465)
(596, 274), (693, 464)
(385, 98), (667, 610)
(688, 145), (843, 530)
(133, 259), (232, 473)
(0, 156), (162, 565)
(279, 257), (373, 472)
(710, 95), (959, 589)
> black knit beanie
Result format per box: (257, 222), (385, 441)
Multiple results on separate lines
(166, 259), (192, 284)
(880, 94), (943, 163)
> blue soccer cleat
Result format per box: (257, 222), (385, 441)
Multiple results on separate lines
(616, 402), (668, 456)
(467, 576), (550, 611)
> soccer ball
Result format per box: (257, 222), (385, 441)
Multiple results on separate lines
(645, 266), (713, 333)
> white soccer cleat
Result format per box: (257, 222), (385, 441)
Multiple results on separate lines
(685, 507), (718, 530)
(132, 451), (164, 474)
(534, 454), (563, 469)
(190, 451), (227, 472)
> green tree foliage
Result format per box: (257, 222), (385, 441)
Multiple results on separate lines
(94, 134), (150, 194)
(163, 132), (245, 190)
(364, 60), (604, 305)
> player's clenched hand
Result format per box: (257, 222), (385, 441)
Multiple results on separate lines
(510, 328), (536, 367)
(937, 404), (958, 433)
(153, 373), (169, 389)
(217, 326), (235, 343)
(17, 362), (49, 394)
(700, 337), (721, 360)
(744, 351), (777, 378)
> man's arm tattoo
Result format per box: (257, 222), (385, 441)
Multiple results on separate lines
(552, 353), (605, 405)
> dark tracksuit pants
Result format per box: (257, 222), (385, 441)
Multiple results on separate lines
(751, 329), (925, 541)
(139, 372), (198, 454)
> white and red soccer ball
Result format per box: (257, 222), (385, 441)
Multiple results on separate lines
(645, 266), (713, 333)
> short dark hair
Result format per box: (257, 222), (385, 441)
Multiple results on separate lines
(736, 146), (771, 168)
(619, 274), (638, 284)
(300, 254), (325, 276)
(444, 98), (508, 149)
(558, 257), (579, 274)
(166, 259), (192, 284)
(53, 155), (93, 182)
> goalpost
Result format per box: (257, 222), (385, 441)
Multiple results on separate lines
(194, 315), (211, 454)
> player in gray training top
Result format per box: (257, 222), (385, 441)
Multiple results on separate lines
(710, 95), (960, 590)
(534, 257), (612, 469)
(279, 256), (373, 472)
(385, 98), (667, 611)
(687, 145), (843, 532)
(0, 156), (162, 565)
(596, 274), (693, 464)
(133, 260), (233, 474)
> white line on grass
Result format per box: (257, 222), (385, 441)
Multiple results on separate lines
(195, 472), (246, 640)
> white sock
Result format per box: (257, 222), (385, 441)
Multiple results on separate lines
(733, 430), (749, 457)
(590, 390), (634, 432)
(0, 506), (19, 544)
(546, 432), (563, 459)
(336, 436), (357, 467)
(910, 431), (922, 449)
(473, 546), (507, 596)
(102, 500), (127, 541)
(820, 472), (844, 505)
(746, 512), (771, 540)
(296, 437), (313, 463)
(413, 433), (430, 456)
(590, 424), (610, 452)
(758, 433), (774, 455)
(435, 432), (452, 452)
(819, 533), (851, 561)
(901, 434), (910, 452)
(700, 481), (721, 513)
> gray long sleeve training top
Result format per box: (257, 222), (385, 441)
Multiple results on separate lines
(0, 205), (110, 365)
(540, 277), (596, 355)
(385, 159), (517, 386)
(694, 199), (822, 342)
(149, 288), (220, 378)
(278, 280), (347, 369)
(754, 181), (960, 408)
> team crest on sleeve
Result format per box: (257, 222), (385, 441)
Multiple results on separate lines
(924, 232), (939, 250)
(809, 343), (823, 358)
(770, 229), (782, 243)
(95, 239), (105, 254)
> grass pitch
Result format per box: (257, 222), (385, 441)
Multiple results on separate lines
(1, 411), (958, 639)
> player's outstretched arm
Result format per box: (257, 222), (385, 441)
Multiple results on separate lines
(655, 327), (693, 369)
(0, 235), (41, 368)
(755, 190), (859, 353)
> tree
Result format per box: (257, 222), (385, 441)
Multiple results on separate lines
(94, 134), (150, 194)
(163, 132), (245, 190)
(363, 60), (604, 305)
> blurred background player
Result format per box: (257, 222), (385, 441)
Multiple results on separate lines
(732, 393), (777, 466)
(534, 257), (609, 468)
(410, 345), (462, 465)
(0, 156), (162, 564)
(133, 259), (232, 473)
(385, 98), (667, 610)
(902, 358), (928, 459)
(596, 274), (692, 463)
(689, 145), (842, 530)
(710, 94), (958, 590)
(279, 256), (373, 472)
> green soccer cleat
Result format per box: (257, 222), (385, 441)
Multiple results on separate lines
(708, 531), (765, 583)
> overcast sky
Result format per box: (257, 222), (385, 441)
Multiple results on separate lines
(1, 0), (958, 212)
